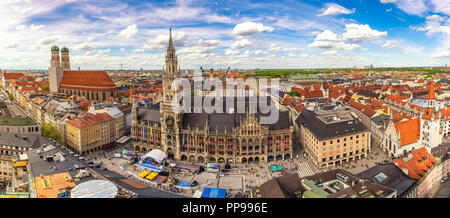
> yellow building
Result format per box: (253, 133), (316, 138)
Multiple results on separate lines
(0, 156), (15, 183)
(297, 110), (371, 169)
(65, 113), (114, 155)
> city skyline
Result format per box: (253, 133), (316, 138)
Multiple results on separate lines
(0, 0), (450, 70)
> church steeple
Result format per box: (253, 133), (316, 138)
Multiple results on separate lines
(168, 28), (174, 50)
(427, 80), (436, 108)
(165, 28), (178, 75)
(427, 80), (436, 100)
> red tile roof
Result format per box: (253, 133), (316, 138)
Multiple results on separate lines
(3, 73), (25, 80)
(393, 118), (420, 146)
(329, 91), (340, 99)
(391, 147), (436, 180)
(281, 95), (294, 105)
(294, 104), (305, 113)
(66, 112), (114, 129)
(59, 71), (117, 90)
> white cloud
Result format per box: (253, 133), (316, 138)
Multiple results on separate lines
(224, 48), (240, 55)
(39, 36), (58, 45)
(231, 38), (252, 49)
(308, 24), (385, 51)
(392, 0), (428, 16)
(341, 24), (388, 43)
(431, 50), (450, 58)
(322, 50), (337, 56)
(283, 47), (300, 52)
(74, 42), (94, 51)
(380, 0), (396, 3)
(430, 0), (450, 16)
(204, 14), (234, 24)
(97, 48), (111, 55)
(178, 39), (221, 54)
(141, 31), (189, 51)
(117, 24), (138, 39)
(82, 50), (94, 56)
(315, 30), (341, 41)
(232, 22), (274, 37)
(30, 24), (44, 30)
(412, 15), (450, 36)
(382, 40), (397, 49)
(317, 3), (355, 16)
(415, 25), (450, 35)
(308, 40), (361, 50)
(253, 50), (268, 55)
(15, 25), (26, 30)
(426, 14), (445, 22)
(299, 53), (309, 58)
(151, 0), (205, 22)
(268, 43), (281, 52)
(4, 43), (18, 49)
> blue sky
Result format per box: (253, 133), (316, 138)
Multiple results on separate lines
(0, 0), (449, 70)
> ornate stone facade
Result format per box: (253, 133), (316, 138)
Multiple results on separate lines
(131, 29), (293, 164)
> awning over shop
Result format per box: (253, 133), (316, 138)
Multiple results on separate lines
(145, 172), (158, 180)
(138, 170), (150, 178)
(116, 136), (130, 144)
(13, 161), (27, 167)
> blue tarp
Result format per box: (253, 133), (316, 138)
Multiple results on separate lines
(177, 181), (190, 187)
(136, 163), (163, 172)
(201, 188), (226, 198)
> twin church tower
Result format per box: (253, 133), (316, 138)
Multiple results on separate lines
(48, 46), (70, 93)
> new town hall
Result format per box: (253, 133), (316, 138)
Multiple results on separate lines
(131, 30), (294, 164)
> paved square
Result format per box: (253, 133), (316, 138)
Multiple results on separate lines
(218, 175), (244, 190)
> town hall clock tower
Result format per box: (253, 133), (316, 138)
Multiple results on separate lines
(160, 29), (182, 160)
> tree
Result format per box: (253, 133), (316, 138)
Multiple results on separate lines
(288, 90), (300, 97)
(41, 123), (62, 144)
(42, 85), (49, 92)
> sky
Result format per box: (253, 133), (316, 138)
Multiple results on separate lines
(0, 0), (449, 70)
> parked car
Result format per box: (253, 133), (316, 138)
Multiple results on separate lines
(441, 177), (448, 183)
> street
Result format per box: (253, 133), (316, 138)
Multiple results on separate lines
(433, 181), (450, 198)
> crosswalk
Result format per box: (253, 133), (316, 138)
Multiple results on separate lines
(297, 162), (315, 178)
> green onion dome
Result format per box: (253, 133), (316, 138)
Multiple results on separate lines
(51, 45), (59, 51)
(61, 47), (69, 52)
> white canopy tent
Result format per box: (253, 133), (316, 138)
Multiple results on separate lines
(142, 149), (167, 164)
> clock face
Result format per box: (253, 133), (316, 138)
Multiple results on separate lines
(168, 85), (171, 89)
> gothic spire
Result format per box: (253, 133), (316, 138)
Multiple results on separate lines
(165, 28), (177, 75)
(168, 28), (174, 51)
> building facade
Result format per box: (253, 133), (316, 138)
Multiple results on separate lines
(65, 113), (116, 154)
(131, 29), (294, 164)
(48, 46), (119, 101)
(297, 109), (371, 169)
